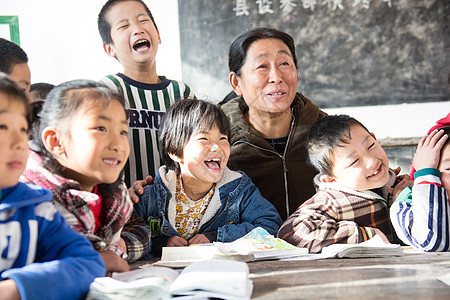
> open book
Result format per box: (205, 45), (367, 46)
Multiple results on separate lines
(154, 227), (308, 267)
(320, 235), (404, 258)
(87, 259), (253, 300)
(214, 227), (308, 260)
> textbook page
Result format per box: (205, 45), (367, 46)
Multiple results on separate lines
(88, 260), (253, 300)
(87, 266), (179, 299)
(169, 259), (253, 300)
(320, 235), (404, 258)
(214, 227), (308, 260)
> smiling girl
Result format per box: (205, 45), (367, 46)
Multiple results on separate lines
(133, 98), (282, 257)
(20, 80), (148, 274)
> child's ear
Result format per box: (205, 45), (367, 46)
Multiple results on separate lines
(156, 30), (162, 45)
(229, 72), (243, 96)
(320, 174), (336, 183)
(42, 127), (66, 157)
(103, 43), (116, 58)
(168, 153), (182, 164)
(371, 132), (377, 140)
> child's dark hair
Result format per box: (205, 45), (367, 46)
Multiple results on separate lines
(0, 72), (29, 118)
(32, 79), (126, 192)
(441, 126), (450, 148)
(30, 82), (55, 102)
(159, 98), (230, 173)
(98, 0), (158, 45)
(307, 115), (371, 176)
(0, 38), (28, 75)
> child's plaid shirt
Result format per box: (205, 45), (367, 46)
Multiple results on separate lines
(278, 169), (397, 253)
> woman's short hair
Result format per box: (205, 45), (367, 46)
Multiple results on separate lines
(228, 27), (298, 77)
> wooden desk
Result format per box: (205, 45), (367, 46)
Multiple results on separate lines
(131, 251), (450, 299)
(248, 251), (450, 299)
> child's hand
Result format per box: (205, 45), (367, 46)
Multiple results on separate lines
(0, 279), (20, 300)
(166, 235), (189, 247)
(128, 175), (154, 203)
(188, 234), (211, 245)
(387, 173), (413, 201)
(413, 129), (449, 171)
(373, 228), (390, 244)
(99, 250), (130, 276)
(115, 238), (127, 255)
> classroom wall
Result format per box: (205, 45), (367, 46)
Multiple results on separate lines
(0, 0), (183, 84)
(0, 0), (448, 140)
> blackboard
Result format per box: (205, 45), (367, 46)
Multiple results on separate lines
(177, 0), (449, 108)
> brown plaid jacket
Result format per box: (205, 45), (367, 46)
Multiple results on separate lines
(277, 170), (396, 253)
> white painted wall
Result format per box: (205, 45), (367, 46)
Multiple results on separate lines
(1, 0), (448, 139)
(0, 0), (182, 83)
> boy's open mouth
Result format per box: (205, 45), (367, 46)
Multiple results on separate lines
(133, 39), (150, 51)
(103, 158), (121, 166)
(367, 164), (382, 178)
(204, 158), (221, 171)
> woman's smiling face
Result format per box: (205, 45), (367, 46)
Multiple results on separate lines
(231, 38), (298, 116)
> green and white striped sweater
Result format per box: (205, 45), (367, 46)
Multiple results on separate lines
(100, 73), (195, 187)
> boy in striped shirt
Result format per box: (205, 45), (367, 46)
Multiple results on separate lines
(98, 0), (195, 188)
(390, 114), (450, 252)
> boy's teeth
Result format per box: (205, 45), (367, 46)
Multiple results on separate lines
(369, 167), (380, 177)
(104, 159), (118, 165)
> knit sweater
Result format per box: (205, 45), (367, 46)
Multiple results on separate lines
(277, 170), (397, 253)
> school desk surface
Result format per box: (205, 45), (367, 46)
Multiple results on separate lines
(131, 249), (450, 299)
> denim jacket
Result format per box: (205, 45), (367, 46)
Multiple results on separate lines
(135, 166), (282, 257)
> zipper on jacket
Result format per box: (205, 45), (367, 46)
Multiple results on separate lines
(232, 108), (296, 218)
(198, 195), (229, 234)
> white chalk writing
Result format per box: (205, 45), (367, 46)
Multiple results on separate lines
(256, 0), (274, 14)
(352, 0), (370, 9)
(322, 0), (344, 10)
(280, 0), (297, 14)
(303, 0), (317, 11)
(232, 0), (392, 15)
(234, 0), (250, 16)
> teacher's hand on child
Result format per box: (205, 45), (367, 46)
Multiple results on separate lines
(99, 250), (130, 276)
(128, 175), (154, 203)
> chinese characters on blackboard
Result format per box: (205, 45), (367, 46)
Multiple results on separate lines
(234, 0), (392, 15)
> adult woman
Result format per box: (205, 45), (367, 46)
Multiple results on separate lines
(221, 27), (327, 220)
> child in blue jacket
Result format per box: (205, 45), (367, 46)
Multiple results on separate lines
(133, 98), (282, 256)
(0, 73), (105, 300)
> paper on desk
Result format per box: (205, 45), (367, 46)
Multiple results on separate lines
(88, 260), (252, 300)
(437, 273), (450, 286)
(320, 235), (404, 258)
(214, 227), (308, 260)
(155, 227), (308, 267)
